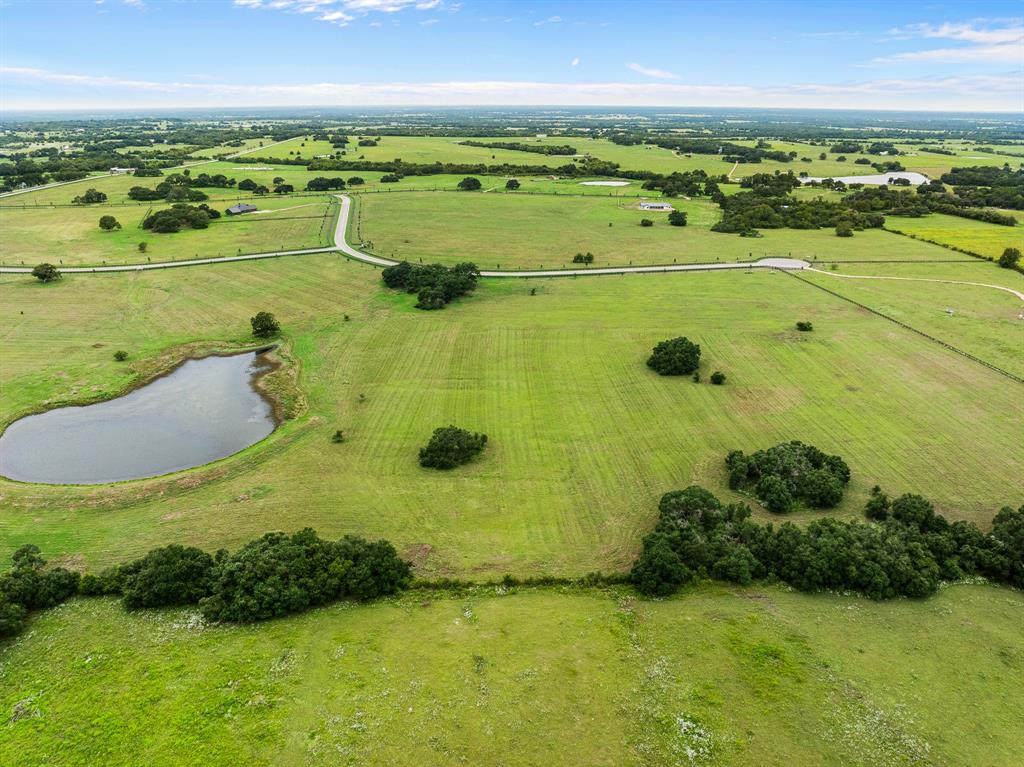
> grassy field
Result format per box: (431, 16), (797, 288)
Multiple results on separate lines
(241, 134), (1024, 181)
(885, 213), (1023, 260)
(1, 583), (1021, 766)
(1, 258), (1020, 576)
(355, 191), (973, 269)
(0, 194), (338, 266)
(798, 261), (1024, 378)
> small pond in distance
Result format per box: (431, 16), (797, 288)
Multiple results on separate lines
(0, 351), (278, 485)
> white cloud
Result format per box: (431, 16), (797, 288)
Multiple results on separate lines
(3, 66), (1018, 111)
(627, 62), (679, 80)
(570, 57), (580, 67)
(419, 18), (437, 26)
(533, 15), (561, 26)
(876, 20), (1023, 64)
(232, 0), (453, 25)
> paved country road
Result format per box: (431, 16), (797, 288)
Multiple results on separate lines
(0, 194), (811, 278)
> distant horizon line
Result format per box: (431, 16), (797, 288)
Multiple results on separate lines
(2, 104), (1022, 117)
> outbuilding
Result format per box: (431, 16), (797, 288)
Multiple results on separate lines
(639, 201), (674, 211)
(226, 203), (258, 216)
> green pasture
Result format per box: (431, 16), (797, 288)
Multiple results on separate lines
(885, 212), (1023, 260)
(1, 259), (1020, 576)
(2, 583), (1021, 766)
(354, 191), (971, 269)
(798, 260), (1024, 378)
(0, 194), (337, 266)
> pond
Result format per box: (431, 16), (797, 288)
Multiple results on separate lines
(0, 351), (278, 485)
(798, 171), (930, 186)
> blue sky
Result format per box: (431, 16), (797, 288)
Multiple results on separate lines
(0, 1), (1021, 111)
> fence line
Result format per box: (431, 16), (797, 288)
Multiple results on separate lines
(783, 270), (1023, 385)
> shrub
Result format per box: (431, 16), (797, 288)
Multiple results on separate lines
(710, 371), (726, 385)
(647, 336), (701, 376)
(505, 179), (520, 190)
(795, 321), (813, 332)
(835, 222), (854, 237)
(572, 252), (594, 264)
(865, 486), (891, 521)
(380, 173), (401, 183)
(98, 215), (121, 231)
(728, 441), (850, 512)
(250, 311), (280, 338)
(119, 545), (217, 609)
(0, 545), (80, 638)
(668, 210), (687, 226)
(630, 533), (693, 596)
(31, 263), (61, 283)
(419, 425), (488, 469)
(640, 218), (654, 227)
(756, 475), (794, 513)
(998, 247), (1021, 269)
(113, 350), (128, 361)
(347, 176), (365, 185)
(457, 176), (482, 191)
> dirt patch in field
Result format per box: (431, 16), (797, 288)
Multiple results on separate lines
(403, 543), (434, 570)
(50, 553), (86, 572)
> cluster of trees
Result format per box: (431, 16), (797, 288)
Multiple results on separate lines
(72, 188), (107, 204)
(459, 140), (577, 156)
(0, 545), (80, 637)
(641, 170), (716, 197)
(711, 192), (884, 235)
(305, 176), (346, 191)
(615, 136), (793, 164)
(829, 141), (862, 154)
(457, 176), (482, 191)
(98, 215), (121, 231)
(419, 425), (488, 469)
(381, 261), (479, 310)
(629, 484), (1024, 600)
(845, 184), (1018, 226)
(93, 530), (407, 622)
(573, 252), (595, 264)
(940, 166), (1024, 210)
(142, 203), (220, 233)
(129, 181), (208, 203)
(726, 441), (851, 513)
(999, 247), (1021, 269)
(1, 529), (412, 637)
(647, 336), (701, 376)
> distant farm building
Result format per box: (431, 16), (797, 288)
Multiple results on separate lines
(639, 201), (674, 211)
(109, 167), (136, 175)
(226, 203), (258, 216)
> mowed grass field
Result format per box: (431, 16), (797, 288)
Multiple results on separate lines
(0, 194), (338, 266)
(1, 258), (1020, 576)
(885, 212), (1023, 260)
(2, 583), (1021, 766)
(355, 191), (974, 269)
(798, 261), (1024, 378)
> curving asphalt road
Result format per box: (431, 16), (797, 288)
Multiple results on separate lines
(0, 192), (811, 278)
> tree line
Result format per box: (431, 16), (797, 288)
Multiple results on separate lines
(458, 140), (578, 156)
(0, 529), (411, 637)
(630, 483), (1024, 600)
